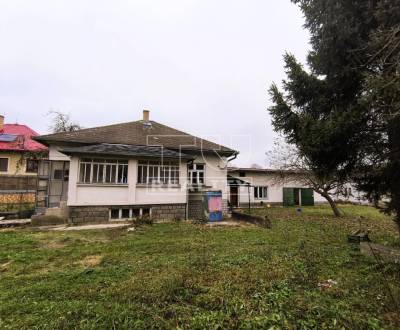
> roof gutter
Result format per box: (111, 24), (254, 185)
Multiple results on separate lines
(227, 151), (239, 163)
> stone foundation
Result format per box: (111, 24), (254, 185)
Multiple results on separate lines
(151, 204), (186, 221)
(69, 204), (187, 225)
(69, 206), (109, 225)
(222, 199), (229, 214)
(188, 200), (203, 220)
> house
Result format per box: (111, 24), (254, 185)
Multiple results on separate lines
(0, 115), (47, 176)
(34, 110), (238, 223)
(227, 167), (364, 207)
(0, 115), (47, 208)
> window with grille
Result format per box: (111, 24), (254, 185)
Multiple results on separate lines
(26, 159), (38, 173)
(79, 159), (128, 184)
(138, 160), (180, 185)
(188, 163), (205, 185)
(254, 186), (268, 199)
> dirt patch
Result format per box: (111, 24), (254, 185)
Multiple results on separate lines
(0, 261), (12, 272)
(41, 241), (68, 249)
(204, 220), (254, 228)
(77, 255), (103, 268)
(360, 242), (400, 263)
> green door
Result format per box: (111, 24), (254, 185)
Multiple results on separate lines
(283, 188), (295, 206)
(301, 188), (315, 206)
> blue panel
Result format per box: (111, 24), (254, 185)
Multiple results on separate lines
(209, 211), (223, 222)
(0, 134), (17, 142)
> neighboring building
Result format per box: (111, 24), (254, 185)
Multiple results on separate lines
(34, 110), (238, 223)
(0, 115), (47, 176)
(228, 167), (365, 207)
(0, 115), (47, 207)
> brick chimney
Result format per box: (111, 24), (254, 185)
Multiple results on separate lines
(143, 109), (150, 122)
(0, 115), (4, 131)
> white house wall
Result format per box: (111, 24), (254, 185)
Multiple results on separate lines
(194, 154), (229, 199)
(134, 161), (187, 205)
(230, 171), (326, 205)
(55, 151), (229, 207)
(230, 171), (367, 205)
(49, 145), (71, 162)
(67, 157), (188, 206)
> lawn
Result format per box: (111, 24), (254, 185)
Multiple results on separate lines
(1, 205), (399, 329)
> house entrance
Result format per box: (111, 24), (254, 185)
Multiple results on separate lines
(230, 186), (239, 207)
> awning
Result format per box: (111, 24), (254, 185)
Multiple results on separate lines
(227, 175), (252, 187)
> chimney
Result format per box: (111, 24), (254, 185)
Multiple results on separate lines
(143, 109), (150, 122)
(0, 115), (4, 131)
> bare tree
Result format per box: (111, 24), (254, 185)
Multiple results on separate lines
(267, 138), (347, 217)
(47, 111), (82, 133)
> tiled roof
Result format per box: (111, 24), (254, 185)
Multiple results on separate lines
(35, 120), (237, 156)
(60, 143), (195, 160)
(0, 124), (47, 152)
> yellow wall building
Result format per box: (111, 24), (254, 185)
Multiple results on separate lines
(0, 152), (39, 176)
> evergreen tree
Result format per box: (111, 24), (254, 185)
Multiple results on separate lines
(269, 0), (400, 231)
(356, 0), (400, 234)
(268, 0), (376, 216)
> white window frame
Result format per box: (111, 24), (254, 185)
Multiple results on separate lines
(109, 207), (151, 220)
(137, 160), (180, 185)
(254, 186), (268, 199)
(78, 158), (128, 185)
(188, 163), (205, 186)
(0, 157), (9, 173)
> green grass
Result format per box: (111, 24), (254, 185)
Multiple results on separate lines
(0, 205), (399, 329)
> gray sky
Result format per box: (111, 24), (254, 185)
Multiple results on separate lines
(0, 0), (309, 167)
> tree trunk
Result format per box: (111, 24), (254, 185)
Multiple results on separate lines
(321, 192), (342, 217)
(388, 117), (400, 237)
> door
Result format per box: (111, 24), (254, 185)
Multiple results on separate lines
(230, 186), (239, 207)
(283, 188), (295, 206)
(301, 188), (314, 206)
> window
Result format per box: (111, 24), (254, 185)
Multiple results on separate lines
(53, 169), (64, 180)
(0, 158), (8, 172)
(79, 159), (128, 184)
(239, 171), (246, 177)
(138, 160), (180, 185)
(254, 186), (268, 199)
(121, 209), (130, 219)
(109, 207), (149, 220)
(110, 209), (120, 219)
(188, 163), (205, 185)
(26, 159), (38, 173)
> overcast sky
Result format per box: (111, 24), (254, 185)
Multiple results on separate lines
(0, 0), (309, 167)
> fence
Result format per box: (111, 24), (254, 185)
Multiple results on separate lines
(0, 175), (37, 190)
(0, 175), (37, 218)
